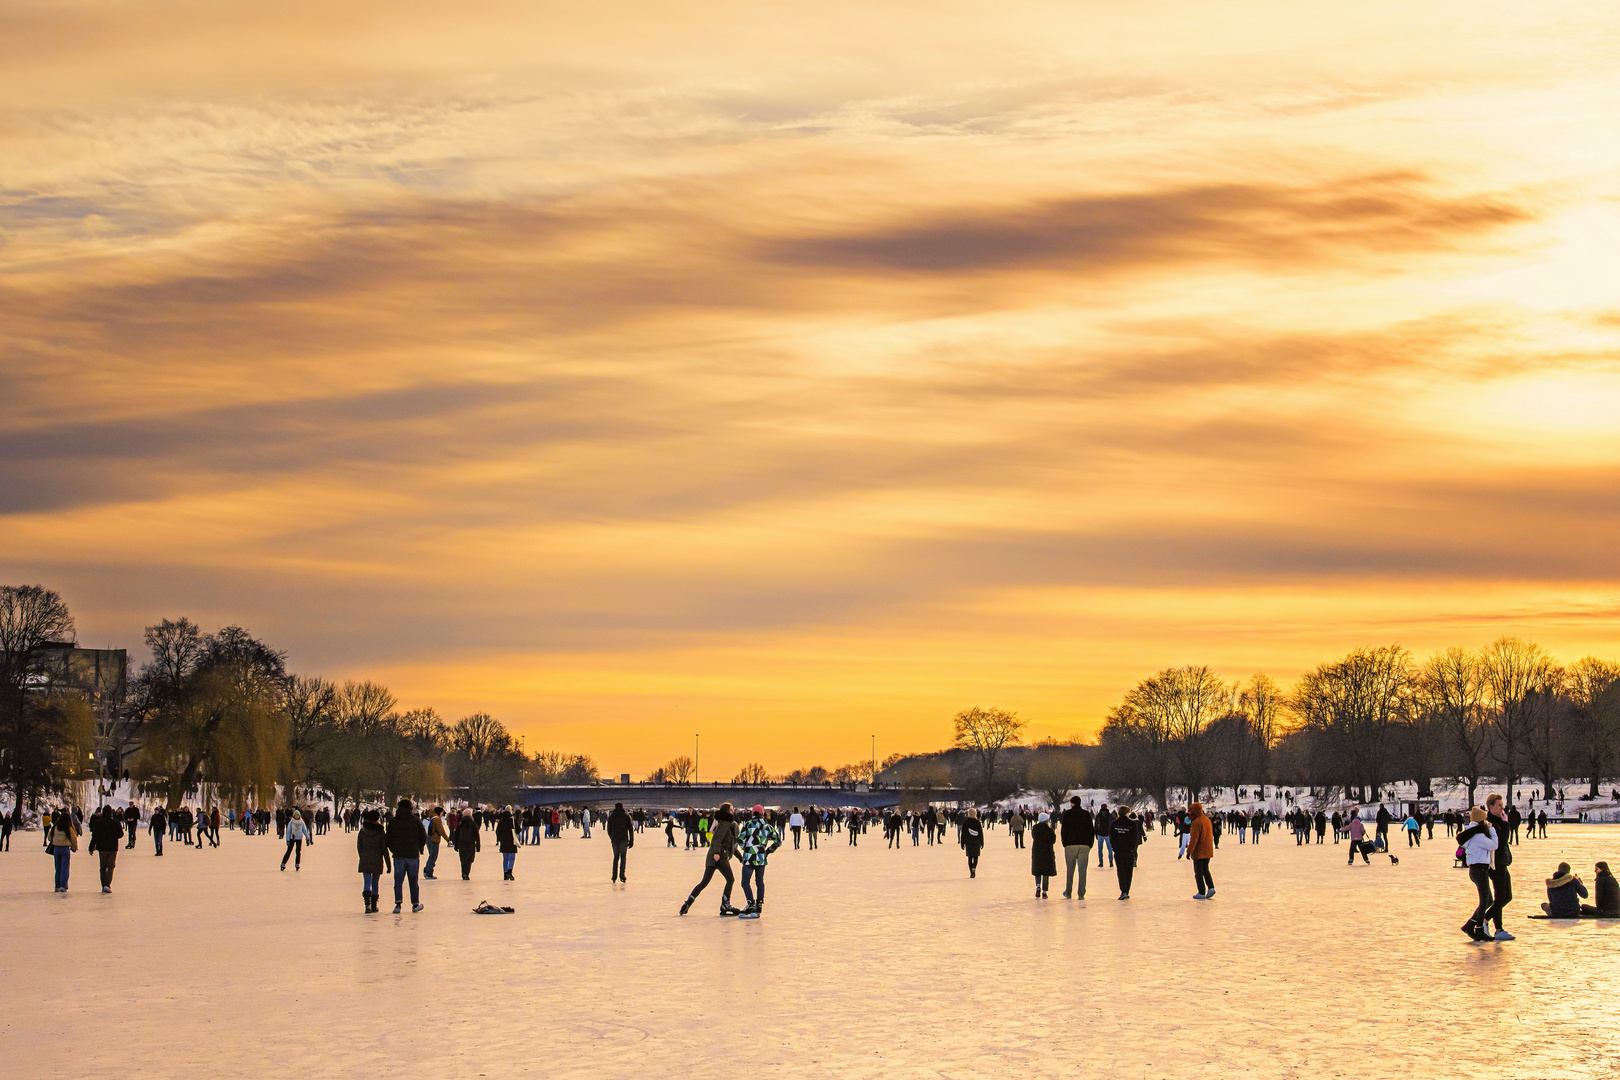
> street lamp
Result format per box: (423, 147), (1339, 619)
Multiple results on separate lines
(695, 734), (700, 784)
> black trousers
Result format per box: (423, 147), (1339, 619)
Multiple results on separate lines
(1488, 867), (1513, 929)
(1193, 857), (1213, 893)
(687, 855), (734, 903)
(99, 848), (118, 887)
(1116, 852), (1136, 894)
(281, 839), (301, 868)
(460, 848), (476, 878)
(1468, 863), (1494, 926)
(611, 840), (628, 880)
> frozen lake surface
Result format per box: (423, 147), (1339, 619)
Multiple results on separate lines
(3, 819), (1618, 1079)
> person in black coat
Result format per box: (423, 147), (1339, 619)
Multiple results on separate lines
(87, 806), (124, 893)
(1059, 797), (1095, 899)
(1030, 813), (1058, 898)
(960, 810), (985, 878)
(149, 806), (168, 856)
(1586, 862), (1619, 917)
(355, 809), (390, 913)
(606, 802), (634, 883)
(1111, 809), (1145, 899)
(496, 808), (519, 881)
(384, 798), (428, 913)
(454, 809), (481, 880)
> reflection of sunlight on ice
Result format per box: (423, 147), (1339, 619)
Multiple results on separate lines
(5, 820), (1620, 1078)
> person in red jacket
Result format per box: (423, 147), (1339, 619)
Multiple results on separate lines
(1188, 802), (1215, 899)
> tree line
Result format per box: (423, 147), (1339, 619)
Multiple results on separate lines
(1093, 638), (1618, 809)
(0, 586), (598, 810)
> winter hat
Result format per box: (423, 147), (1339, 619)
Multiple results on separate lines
(1037, 813), (1049, 823)
(752, 805), (764, 814)
(1469, 807), (1487, 823)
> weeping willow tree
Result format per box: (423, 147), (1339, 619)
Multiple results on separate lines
(132, 621), (289, 809)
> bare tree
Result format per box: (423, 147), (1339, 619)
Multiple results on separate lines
(1025, 745), (1087, 811)
(1480, 637), (1556, 805)
(733, 762), (771, 784)
(134, 625), (290, 809)
(659, 754), (695, 783)
(1239, 674), (1285, 793)
(952, 706), (1026, 799)
(1162, 666), (1232, 803)
(1523, 670), (1570, 803)
(1098, 695), (1175, 810)
(336, 680), (397, 734)
(1290, 645), (1413, 802)
(782, 765), (829, 785)
(445, 712), (522, 807)
(283, 675), (338, 799)
(559, 753), (599, 784)
(1418, 647), (1490, 806)
(1567, 657), (1620, 798)
(0, 585), (77, 804)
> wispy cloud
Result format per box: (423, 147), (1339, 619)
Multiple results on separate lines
(3, 0), (1619, 769)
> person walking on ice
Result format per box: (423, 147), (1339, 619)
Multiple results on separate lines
(1059, 797), (1094, 899)
(679, 802), (740, 916)
(736, 804), (781, 917)
(356, 808), (389, 913)
(1188, 802), (1215, 899)
(960, 808), (984, 878)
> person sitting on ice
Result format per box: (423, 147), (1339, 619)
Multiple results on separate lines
(1582, 862), (1618, 918)
(1541, 862), (1587, 918)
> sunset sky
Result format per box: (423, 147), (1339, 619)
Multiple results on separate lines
(5, 1), (1620, 777)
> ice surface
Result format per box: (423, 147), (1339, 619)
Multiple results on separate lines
(3, 820), (1619, 1079)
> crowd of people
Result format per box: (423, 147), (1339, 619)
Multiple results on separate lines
(8, 790), (1617, 941)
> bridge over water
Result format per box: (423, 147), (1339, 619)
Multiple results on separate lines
(512, 783), (966, 810)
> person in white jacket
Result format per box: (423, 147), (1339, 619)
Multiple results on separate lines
(281, 809), (312, 871)
(1458, 806), (1499, 942)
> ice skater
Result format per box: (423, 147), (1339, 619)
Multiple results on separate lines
(679, 802), (740, 916)
(736, 804), (781, 917)
(607, 801), (634, 883)
(281, 809), (309, 871)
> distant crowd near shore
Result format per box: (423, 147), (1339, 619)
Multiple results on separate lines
(9, 790), (1618, 939)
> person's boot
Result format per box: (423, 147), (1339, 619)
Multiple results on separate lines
(679, 895), (694, 916)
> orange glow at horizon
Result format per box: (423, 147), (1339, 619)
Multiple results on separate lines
(5, 1), (1620, 778)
